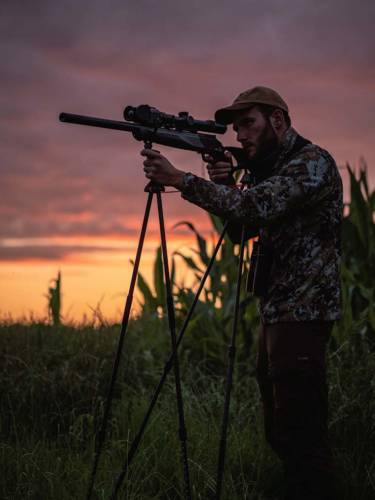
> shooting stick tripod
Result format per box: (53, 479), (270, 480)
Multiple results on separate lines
(86, 145), (250, 500)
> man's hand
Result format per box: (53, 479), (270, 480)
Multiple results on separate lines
(205, 151), (234, 184)
(141, 149), (185, 189)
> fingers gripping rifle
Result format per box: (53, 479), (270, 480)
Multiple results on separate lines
(59, 104), (248, 181)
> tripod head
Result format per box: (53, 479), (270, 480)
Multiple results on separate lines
(124, 104), (227, 134)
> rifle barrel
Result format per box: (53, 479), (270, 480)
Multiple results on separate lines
(59, 113), (136, 133)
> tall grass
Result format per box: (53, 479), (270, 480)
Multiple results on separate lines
(0, 165), (374, 499)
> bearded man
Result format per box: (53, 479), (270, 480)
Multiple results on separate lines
(141, 86), (343, 500)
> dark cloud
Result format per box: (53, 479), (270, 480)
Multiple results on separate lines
(0, 0), (374, 245)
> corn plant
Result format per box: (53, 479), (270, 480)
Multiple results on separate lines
(46, 271), (62, 326)
(339, 163), (375, 349)
(135, 214), (259, 367)
(132, 246), (175, 317)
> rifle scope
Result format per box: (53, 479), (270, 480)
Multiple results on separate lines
(124, 104), (227, 134)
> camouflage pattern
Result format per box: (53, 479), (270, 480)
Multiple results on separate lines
(180, 127), (343, 324)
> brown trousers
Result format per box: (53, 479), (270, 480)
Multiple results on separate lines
(256, 321), (335, 500)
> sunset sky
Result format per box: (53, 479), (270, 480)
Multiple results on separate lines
(1, 0), (374, 320)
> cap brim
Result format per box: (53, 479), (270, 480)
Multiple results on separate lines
(214, 102), (252, 125)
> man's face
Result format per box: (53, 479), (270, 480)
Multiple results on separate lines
(232, 106), (278, 161)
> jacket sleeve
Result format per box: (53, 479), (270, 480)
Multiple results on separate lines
(181, 151), (337, 228)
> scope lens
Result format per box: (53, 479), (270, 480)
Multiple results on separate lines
(124, 106), (136, 121)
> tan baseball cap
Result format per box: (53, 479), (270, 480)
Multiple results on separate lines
(215, 86), (289, 124)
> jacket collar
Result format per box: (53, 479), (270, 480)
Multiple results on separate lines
(273, 127), (298, 171)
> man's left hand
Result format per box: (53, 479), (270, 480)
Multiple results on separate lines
(141, 149), (185, 189)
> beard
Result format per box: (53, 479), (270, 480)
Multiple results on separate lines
(246, 121), (281, 182)
(247, 121), (279, 162)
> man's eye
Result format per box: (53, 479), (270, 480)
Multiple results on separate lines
(234, 118), (255, 131)
(240, 119), (254, 128)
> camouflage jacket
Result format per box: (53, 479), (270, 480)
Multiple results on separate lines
(180, 127), (343, 324)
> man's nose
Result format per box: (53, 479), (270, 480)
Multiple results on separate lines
(236, 129), (247, 143)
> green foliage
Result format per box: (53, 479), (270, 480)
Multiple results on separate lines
(338, 163), (375, 348)
(46, 271), (62, 326)
(133, 246), (174, 317)
(140, 215), (259, 368)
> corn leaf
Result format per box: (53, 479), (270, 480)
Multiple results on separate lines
(153, 246), (165, 308)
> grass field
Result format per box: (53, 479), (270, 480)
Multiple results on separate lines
(0, 318), (374, 499)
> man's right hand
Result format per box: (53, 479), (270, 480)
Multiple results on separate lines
(205, 151), (235, 184)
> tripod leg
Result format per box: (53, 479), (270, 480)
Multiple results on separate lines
(110, 222), (229, 499)
(155, 190), (192, 500)
(215, 224), (247, 500)
(85, 192), (154, 500)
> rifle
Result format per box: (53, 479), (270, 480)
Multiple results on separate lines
(59, 105), (248, 179)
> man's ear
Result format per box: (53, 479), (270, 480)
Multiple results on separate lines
(269, 109), (284, 130)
